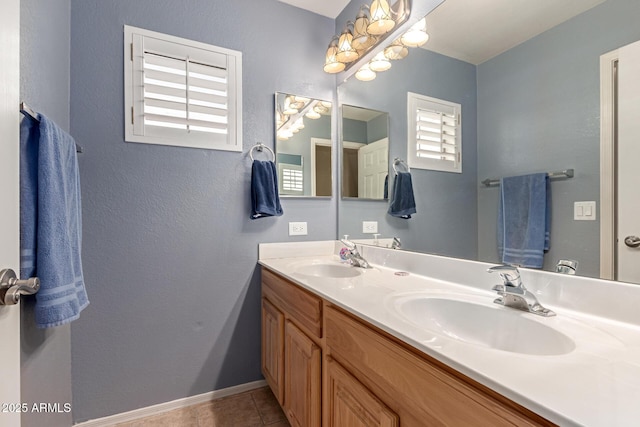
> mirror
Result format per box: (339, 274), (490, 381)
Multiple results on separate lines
(275, 92), (333, 197)
(338, 0), (640, 283)
(341, 105), (389, 199)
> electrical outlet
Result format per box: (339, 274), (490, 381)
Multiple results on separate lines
(289, 222), (308, 236)
(362, 221), (378, 234)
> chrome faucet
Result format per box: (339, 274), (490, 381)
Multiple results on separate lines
(391, 237), (402, 250)
(340, 239), (372, 269)
(487, 265), (555, 317)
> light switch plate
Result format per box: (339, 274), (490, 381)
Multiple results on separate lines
(362, 221), (378, 234)
(289, 222), (308, 236)
(574, 201), (596, 221)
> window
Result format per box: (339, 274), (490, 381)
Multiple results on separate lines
(278, 163), (304, 195)
(124, 26), (242, 151)
(407, 92), (461, 173)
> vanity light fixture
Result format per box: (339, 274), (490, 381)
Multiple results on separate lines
(384, 38), (409, 60)
(283, 96), (299, 115)
(368, 0), (395, 35)
(400, 17), (429, 47)
(352, 5), (377, 51)
(369, 51), (392, 72)
(305, 108), (321, 119)
(355, 62), (377, 81)
(323, 36), (346, 74)
(276, 96), (329, 141)
(323, 1), (426, 80)
(336, 22), (360, 63)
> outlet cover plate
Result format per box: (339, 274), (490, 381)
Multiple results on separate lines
(289, 222), (308, 236)
(362, 221), (378, 234)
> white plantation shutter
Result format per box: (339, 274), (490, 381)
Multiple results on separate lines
(278, 163), (304, 195)
(407, 92), (461, 173)
(125, 26), (242, 151)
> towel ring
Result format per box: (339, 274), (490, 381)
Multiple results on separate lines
(250, 143), (275, 162)
(392, 158), (410, 175)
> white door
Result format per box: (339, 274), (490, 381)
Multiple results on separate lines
(617, 39), (640, 283)
(0, 0), (22, 425)
(358, 138), (389, 199)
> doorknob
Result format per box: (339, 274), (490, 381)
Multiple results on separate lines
(624, 236), (640, 248)
(0, 268), (40, 306)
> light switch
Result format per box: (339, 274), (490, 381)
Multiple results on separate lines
(574, 201), (596, 221)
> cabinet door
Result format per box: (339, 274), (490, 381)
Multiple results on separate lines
(262, 298), (284, 405)
(285, 320), (321, 427)
(326, 357), (399, 427)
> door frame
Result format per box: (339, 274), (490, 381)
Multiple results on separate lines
(600, 48), (618, 280)
(0, 0), (22, 425)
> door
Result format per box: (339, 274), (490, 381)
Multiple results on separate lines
(617, 39), (640, 283)
(325, 357), (399, 427)
(358, 138), (388, 199)
(261, 298), (284, 405)
(284, 321), (321, 427)
(0, 0), (22, 425)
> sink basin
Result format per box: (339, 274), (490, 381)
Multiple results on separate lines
(393, 295), (575, 356)
(294, 263), (361, 279)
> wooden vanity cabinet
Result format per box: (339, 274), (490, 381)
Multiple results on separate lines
(261, 268), (322, 427)
(325, 305), (553, 427)
(325, 356), (399, 427)
(261, 267), (554, 427)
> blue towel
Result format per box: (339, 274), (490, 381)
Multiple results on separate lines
(497, 173), (550, 268)
(20, 114), (89, 328)
(387, 172), (416, 219)
(250, 160), (283, 219)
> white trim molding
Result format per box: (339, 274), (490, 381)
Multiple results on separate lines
(599, 49), (618, 281)
(74, 380), (267, 427)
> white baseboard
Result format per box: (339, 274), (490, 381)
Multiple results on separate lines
(74, 380), (267, 427)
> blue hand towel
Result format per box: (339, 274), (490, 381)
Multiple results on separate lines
(250, 160), (283, 219)
(20, 114), (89, 328)
(497, 173), (550, 268)
(387, 172), (416, 219)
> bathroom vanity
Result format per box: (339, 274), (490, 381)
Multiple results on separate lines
(259, 241), (640, 427)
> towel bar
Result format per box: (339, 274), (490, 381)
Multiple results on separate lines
(250, 142), (275, 162)
(481, 169), (574, 187)
(20, 102), (83, 153)
(392, 158), (410, 175)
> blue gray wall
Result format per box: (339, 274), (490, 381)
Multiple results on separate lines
(69, 0), (334, 422)
(20, 0), (73, 426)
(338, 48), (478, 259)
(477, 0), (640, 277)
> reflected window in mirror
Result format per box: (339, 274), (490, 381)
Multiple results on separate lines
(341, 105), (389, 199)
(275, 92), (333, 198)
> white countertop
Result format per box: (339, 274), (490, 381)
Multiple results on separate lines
(258, 241), (640, 427)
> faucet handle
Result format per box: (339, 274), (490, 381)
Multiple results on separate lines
(340, 238), (356, 251)
(487, 265), (522, 287)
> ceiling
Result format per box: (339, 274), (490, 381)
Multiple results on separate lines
(277, 0), (349, 18)
(423, 0), (607, 64)
(278, 0), (606, 64)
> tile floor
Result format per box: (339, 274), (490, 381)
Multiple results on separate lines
(114, 386), (290, 427)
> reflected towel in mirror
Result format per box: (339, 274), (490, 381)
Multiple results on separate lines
(498, 173), (550, 268)
(388, 172), (416, 219)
